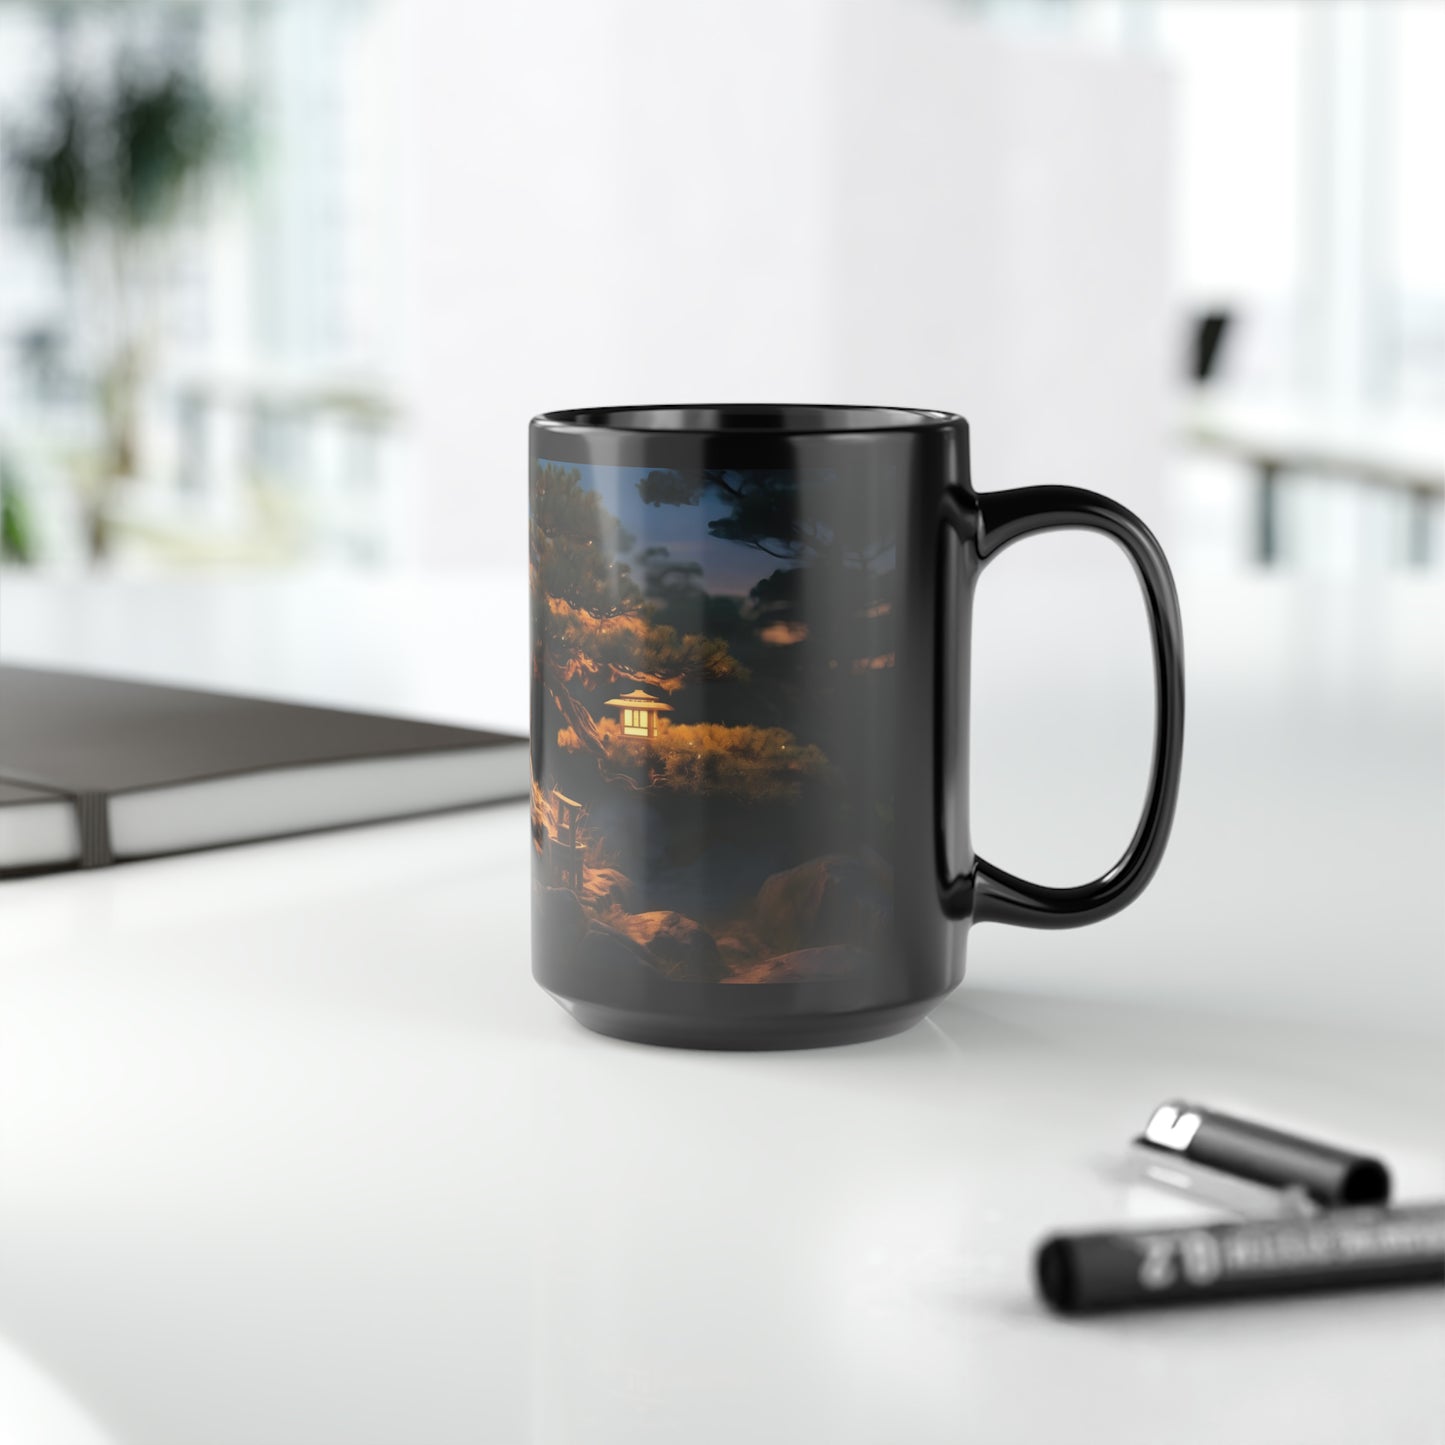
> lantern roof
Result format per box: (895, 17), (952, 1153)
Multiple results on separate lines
(604, 688), (674, 711)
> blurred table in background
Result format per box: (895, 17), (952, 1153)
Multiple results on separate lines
(0, 569), (1441, 1445)
(1180, 395), (1445, 565)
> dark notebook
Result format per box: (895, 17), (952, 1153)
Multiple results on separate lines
(0, 665), (528, 877)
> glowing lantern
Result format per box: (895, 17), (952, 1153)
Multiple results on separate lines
(605, 687), (673, 739)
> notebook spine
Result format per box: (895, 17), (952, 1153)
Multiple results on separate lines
(0, 772), (104, 877)
(75, 791), (114, 868)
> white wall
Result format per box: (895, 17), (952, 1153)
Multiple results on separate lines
(400, 0), (1172, 568)
(829, 2), (1171, 510)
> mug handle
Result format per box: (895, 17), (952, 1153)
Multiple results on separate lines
(940, 485), (1185, 928)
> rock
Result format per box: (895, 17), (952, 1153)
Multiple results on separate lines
(713, 932), (761, 969)
(582, 866), (636, 911)
(753, 853), (893, 954)
(578, 921), (661, 983)
(608, 909), (728, 982)
(535, 885), (588, 954)
(724, 945), (871, 984)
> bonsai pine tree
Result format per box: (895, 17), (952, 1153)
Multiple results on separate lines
(530, 462), (828, 800)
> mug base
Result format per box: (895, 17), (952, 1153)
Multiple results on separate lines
(553, 995), (938, 1051)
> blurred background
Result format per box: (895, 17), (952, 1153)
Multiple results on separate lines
(0, 14), (1441, 1441)
(0, 0), (1440, 580)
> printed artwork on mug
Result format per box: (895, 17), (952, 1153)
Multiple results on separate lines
(530, 459), (897, 985)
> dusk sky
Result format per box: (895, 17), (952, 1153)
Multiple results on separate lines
(565, 462), (781, 597)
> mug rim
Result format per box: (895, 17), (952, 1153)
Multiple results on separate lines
(533, 403), (963, 438)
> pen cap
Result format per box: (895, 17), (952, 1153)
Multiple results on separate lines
(1137, 1102), (1391, 1208)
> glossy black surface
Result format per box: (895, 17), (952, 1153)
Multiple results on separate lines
(530, 405), (1185, 1049)
(1139, 1100), (1391, 1208)
(940, 485), (1184, 927)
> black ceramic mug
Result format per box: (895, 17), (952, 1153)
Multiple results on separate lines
(530, 405), (1183, 1049)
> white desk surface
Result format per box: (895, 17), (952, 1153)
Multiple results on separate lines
(1, 567), (1442, 1445)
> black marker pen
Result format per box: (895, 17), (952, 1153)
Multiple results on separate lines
(1036, 1201), (1445, 1315)
(1136, 1100), (1391, 1208)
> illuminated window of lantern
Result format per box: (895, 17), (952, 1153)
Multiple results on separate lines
(605, 688), (673, 739)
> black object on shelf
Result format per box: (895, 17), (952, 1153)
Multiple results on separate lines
(1189, 308), (1233, 383)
